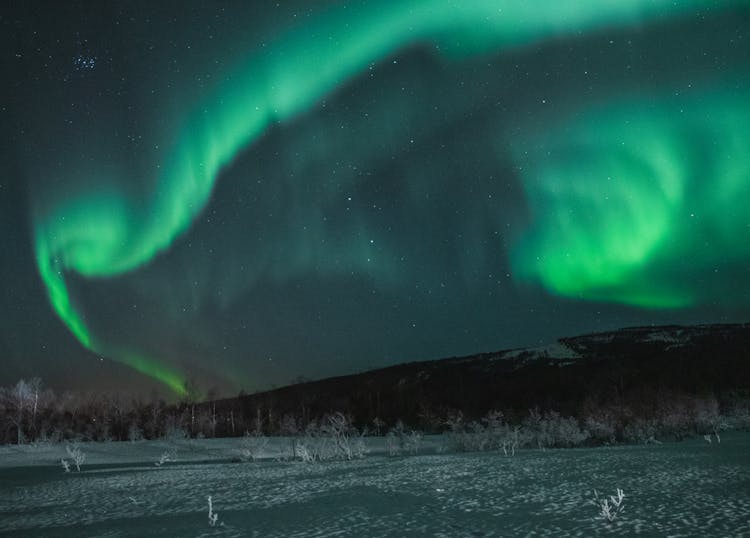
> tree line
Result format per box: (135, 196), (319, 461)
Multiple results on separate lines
(1, 377), (749, 447)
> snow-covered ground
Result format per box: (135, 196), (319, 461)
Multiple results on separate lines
(1, 434), (748, 537)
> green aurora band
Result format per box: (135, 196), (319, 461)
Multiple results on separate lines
(31, 0), (747, 392)
(510, 86), (750, 308)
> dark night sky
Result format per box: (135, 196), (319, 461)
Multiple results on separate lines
(2, 1), (748, 397)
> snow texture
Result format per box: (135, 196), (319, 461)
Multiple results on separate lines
(0, 434), (748, 536)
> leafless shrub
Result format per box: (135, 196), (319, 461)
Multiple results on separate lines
(237, 429), (269, 462)
(385, 420), (422, 456)
(594, 488), (625, 522)
(65, 443), (85, 471)
(523, 409), (588, 449)
(207, 495), (220, 527)
(155, 450), (176, 466)
(295, 412), (366, 462)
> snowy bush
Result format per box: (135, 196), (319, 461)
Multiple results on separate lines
(207, 495), (220, 527)
(385, 421), (422, 456)
(522, 409), (589, 448)
(237, 429), (269, 462)
(65, 443), (85, 471)
(594, 488), (625, 522)
(404, 429), (423, 455)
(295, 412), (366, 462)
(442, 410), (525, 454)
(295, 442), (315, 463)
(554, 414), (589, 447)
(483, 410), (523, 455)
(154, 450), (175, 467)
(444, 412), (485, 452)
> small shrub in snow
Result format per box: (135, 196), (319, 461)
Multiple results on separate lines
(444, 412), (485, 452)
(523, 409), (588, 449)
(404, 430), (422, 455)
(295, 412), (366, 462)
(295, 442), (315, 463)
(207, 495), (220, 527)
(385, 421), (422, 456)
(65, 443), (85, 471)
(326, 412), (365, 460)
(443, 410), (522, 455)
(594, 488), (625, 523)
(499, 427), (521, 456)
(155, 450), (175, 466)
(60, 458), (70, 473)
(385, 430), (400, 457)
(237, 430), (269, 462)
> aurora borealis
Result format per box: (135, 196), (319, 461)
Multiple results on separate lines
(2, 1), (748, 395)
(512, 84), (750, 309)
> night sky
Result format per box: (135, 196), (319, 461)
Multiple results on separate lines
(2, 1), (748, 397)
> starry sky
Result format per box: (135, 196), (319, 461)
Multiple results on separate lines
(2, 1), (748, 397)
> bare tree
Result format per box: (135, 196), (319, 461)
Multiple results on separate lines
(1, 380), (35, 444)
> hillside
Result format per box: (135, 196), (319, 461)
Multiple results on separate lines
(212, 323), (750, 431)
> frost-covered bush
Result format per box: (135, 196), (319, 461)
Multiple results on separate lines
(444, 412), (487, 452)
(295, 412), (366, 462)
(523, 409), (588, 448)
(385, 420), (422, 456)
(594, 488), (625, 523)
(443, 410), (524, 454)
(65, 443), (85, 471)
(483, 411), (523, 455)
(207, 495), (220, 527)
(403, 429), (423, 455)
(385, 421), (404, 456)
(155, 450), (175, 466)
(553, 414), (589, 447)
(237, 430), (269, 462)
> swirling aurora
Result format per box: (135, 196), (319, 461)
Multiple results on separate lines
(22, 0), (749, 393)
